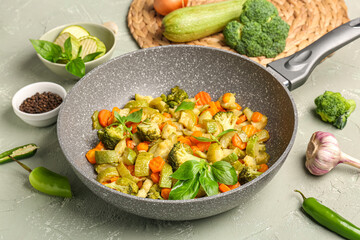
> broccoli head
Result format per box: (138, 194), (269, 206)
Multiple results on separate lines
(104, 177), (139, 194)
(136, 119), (161, 142)
(315, 91), (356, 129)
(238, 166), (262, 184)
(223, 0), (290, 58)
(147, 184), (163, 200)
(161, 86), (189, 108)
(98, 125), (126, 150)
(168, 142), (203, 170)
(213, 111), (237, 131)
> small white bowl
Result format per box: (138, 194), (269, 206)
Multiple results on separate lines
(12, 82), (67, 127)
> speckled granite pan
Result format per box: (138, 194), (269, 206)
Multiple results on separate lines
(57, 45), (297, 220)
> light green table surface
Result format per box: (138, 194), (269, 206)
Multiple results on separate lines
(1, 1), (359, 239)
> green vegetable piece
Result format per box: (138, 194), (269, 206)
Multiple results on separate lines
(169, 174), (200, 200)
(91, 110), (102, 130)
(162, 0), (247, 43)
(168, 142), (203, 170)
(238, 166), (262, 184)
(147, 184), (163, 200)
(10, 156), (72, 198)
(221, 152), (239, 163)
(54, 33), (80, 60)
(204, 120), (221, 135)
(171, 160), (203, 180)
(96, 167), (119, 183)
(207, 143), (223, 163)
(97, 125), (126, 150)
(223, 0), (290, 58)
(116, 161), (140, 183)
(213, 111), (237, 131)
(175, 101), (195, 112)
(134, 152), (153, 177)
(149, 97), (169, 113)
(29, 39), (63, 62)
(124, 100), (149, 109)
(66, 57), (85, 78)
(136, 119), (161, 142)
(295, 190), (360, 240)
(123, 147), (137, 165)
(163, 86), (189, 108)
(246, 135), (270, 165)
(178, 110), (197, 130)
(79, 35), (106, 59)
(60, 25), (90, 39)
(95, 150), (119, 164)
(94, 163), (117, 174)
(199, 169), (219, 197)
(315, 91), (356, 129)
(0, 144), (38, 165)
(159, 163), (173, 188)
(211, 161), (238, 185)
(105, 177), (138, 194)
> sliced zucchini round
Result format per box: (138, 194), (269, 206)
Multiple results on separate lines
(54, 32), (80, 60)
(60, 25), (90, 39)
(79, 35), (106, 59)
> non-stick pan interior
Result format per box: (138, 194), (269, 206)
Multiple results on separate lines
(58, 45), (297, 219)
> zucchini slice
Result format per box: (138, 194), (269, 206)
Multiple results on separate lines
(79, 36), (106, 59)
(60, 25), (90, 39)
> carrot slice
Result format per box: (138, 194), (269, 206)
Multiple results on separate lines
(151, 172), (160, 183)
(242, 125), (258, 137)
(98, 109), (111, 127)
(228, 182), (240, 190)
(236, 114), (247, 124)
(85, 149), (96, 164)
(258, 164), (269, 172)
(251, 112), (263, 122)
(232, 133), (247, 150)
(219, 183), (231, 193)
(194, 91), (211, 106)
(161, 188), (172, 200)
(222, 93), (232, 103)
(149, 156), (165, 173)
(137, 142), (149, 152)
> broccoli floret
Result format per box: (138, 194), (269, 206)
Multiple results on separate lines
(168, 142), (203, 170)
(136, 119), (161, 142)
(104, 177), (139, 194)
(213, 111), (237, 131)
(238, 166), (262, 184)
(246, 135), (270, 165)
(147, 184), (163, 200)
(223, 0), (290, 58)
(97, 125), (126, 150)
(161, 86), (189, 108)
(315, 91), (356, 129)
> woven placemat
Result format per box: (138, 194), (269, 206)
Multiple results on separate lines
(127, 0), (349, 65)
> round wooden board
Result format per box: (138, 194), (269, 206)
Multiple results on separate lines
(127, 0), (349, 65)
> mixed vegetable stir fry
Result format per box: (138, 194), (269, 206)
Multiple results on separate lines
(86, 86), (270, 200)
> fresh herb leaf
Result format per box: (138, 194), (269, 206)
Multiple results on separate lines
(192, 136), (215, 143)
(171, 160), (203, 180)
(126, 109), (143, 123)
(77, 45), (83, 59)
(216, 129), (236, 138)
(211, 161), (237, 185)
(199, 169), (219, 197)
(66, 57), (85, 78)
(64, 37), (72, 60)
(30, 39), (63, 62)
(175, 101), (195, 112)
(168, 174), (200, 200)
(83, 51), (103, 62)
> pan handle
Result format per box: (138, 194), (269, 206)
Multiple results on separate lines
(266, 17), (360, 91)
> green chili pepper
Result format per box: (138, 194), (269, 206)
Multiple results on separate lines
(10, 155), (72, 198)
(295, 190), (360, 240)
(0, 144), (38, 164)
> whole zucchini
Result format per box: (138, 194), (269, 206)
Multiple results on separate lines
(162, 0), (247, 42)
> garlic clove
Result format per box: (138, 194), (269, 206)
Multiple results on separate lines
(103, 21), (118, 34)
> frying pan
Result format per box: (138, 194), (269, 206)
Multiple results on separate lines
(57, 18), (360, 220)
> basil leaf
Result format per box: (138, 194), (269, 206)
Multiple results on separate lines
(114, 111), (127, 124)
(30, 39), (63, 62)
(83, 51), (103, 62)
(171, 160), (202, 180)
(216, 129), (237, 138)
(211, 161), (237, 185)
(65, 58), (85, 78)
(168, 174), (200, 200)
(199, 169), (219, 197)
(126, 109), (143, 123)
(77, 45), (83, 58)
(64, 37), (72, 60)
(175, 101), (195, 112)
(193, 136), (214, 143)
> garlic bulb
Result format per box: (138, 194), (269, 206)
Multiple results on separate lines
(103, 21), (118, 34)
(305, 131), (360, 175)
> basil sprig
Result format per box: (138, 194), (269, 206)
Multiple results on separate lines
(193, 129), (237, 144)
(30, 38), (103, 78)
(114, 109), (143, 137)
(169, 160), (237, 200)
(175, 101), (195, 112)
